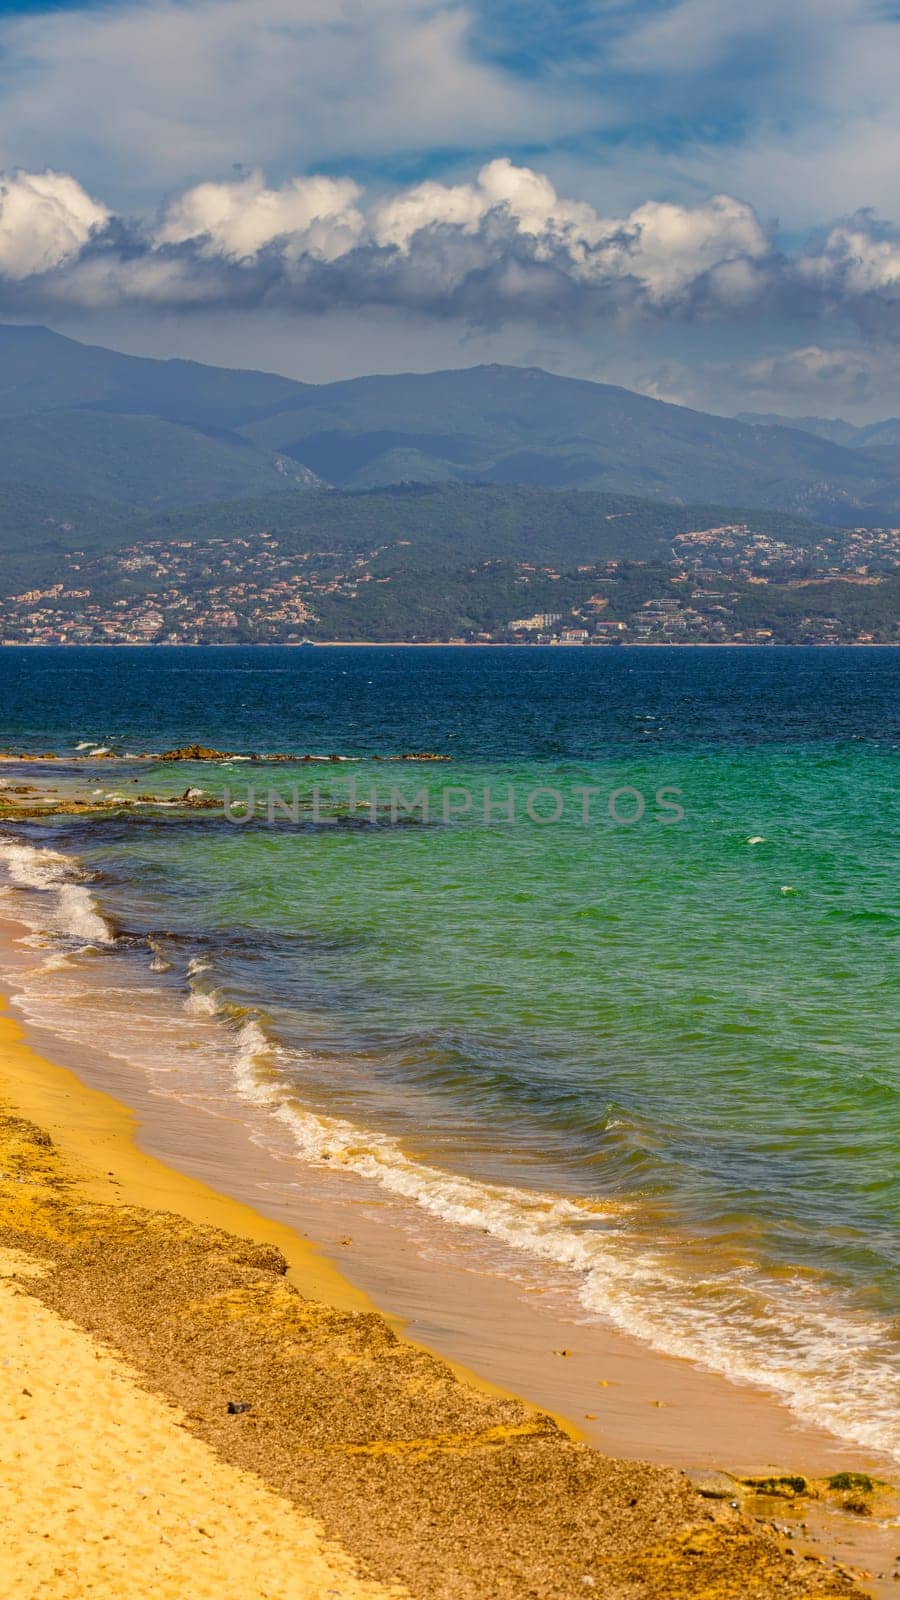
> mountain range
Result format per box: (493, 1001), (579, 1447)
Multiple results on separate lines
(1, 322), (900, 525)
(737, 412), (900, 452)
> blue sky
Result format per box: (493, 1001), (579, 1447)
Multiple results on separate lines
(1, 0), (900, 416)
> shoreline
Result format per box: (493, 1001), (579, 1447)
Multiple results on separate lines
(3, 914), (893, 1491)
(9, 974), (900, 1486)
(0, 639), (896, 648)
(0, 765), (897, 1593)
(0, 998), (886, 1599)
(0, 828), (894, 1494)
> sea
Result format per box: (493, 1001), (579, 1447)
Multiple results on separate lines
(0, 644), (896, 1462)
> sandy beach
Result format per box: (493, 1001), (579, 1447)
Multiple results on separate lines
(0, 999), (894, 1599)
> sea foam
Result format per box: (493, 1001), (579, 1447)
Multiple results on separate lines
(0, 838), (113, 946)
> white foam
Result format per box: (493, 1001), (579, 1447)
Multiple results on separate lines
(40, 950), (74, 972)
(233, 1020), (280, 1102)
(185, 988), (218, 1016)
(0, 837), (113, 946)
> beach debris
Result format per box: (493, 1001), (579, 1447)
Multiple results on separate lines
(553, 1348), (573, 1357)
(226, 1400), (252, 1415)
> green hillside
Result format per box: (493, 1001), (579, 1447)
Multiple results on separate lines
(0, 410), (312, 508)
(153, 483), (831, 565)
(0, 481), (831, 594)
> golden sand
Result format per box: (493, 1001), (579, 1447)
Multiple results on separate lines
(0, 1251), (400, 1600)
(0, 1009), (872, 1599)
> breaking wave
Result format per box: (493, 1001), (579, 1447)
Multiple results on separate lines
(0, 837), (114, 946)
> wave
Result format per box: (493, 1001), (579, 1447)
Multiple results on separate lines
(0, 836), (114, 946)
(212, 1000), (900, 1465)
(147, 938), (173, 974)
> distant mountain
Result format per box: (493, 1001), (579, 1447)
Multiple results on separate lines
(736, 412), (865, 447)
(2, 323), (900, 521)
(0, 325), (318, 507)
(239, 366), (900, 521)
(738, 410), (900, 453)
(0, 323), (304, 425)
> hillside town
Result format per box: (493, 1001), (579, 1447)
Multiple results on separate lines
(1, 522), (897, 646)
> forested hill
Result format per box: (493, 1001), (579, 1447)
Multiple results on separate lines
(0, 480), (831, 593)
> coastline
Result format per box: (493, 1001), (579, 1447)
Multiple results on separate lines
(0, 999), (884, 1599)
(0, 730), (897, 1596)
(0, 639), (895, 647)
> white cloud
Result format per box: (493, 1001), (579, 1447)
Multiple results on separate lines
(158, 172), (365, 263)
(743, 344), (877, 390)
(0, 157), (769, 320)
(6, 156), (900, 353)
(0, 170), (108, 279)
(582, 195), (769, 303)
(798, 220), (900, 295)
(372, 160), (770, 306)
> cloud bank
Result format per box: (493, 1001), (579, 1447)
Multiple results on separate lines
(3, 160), (900, 341)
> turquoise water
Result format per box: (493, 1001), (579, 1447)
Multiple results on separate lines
(0, 646), (897, 1457)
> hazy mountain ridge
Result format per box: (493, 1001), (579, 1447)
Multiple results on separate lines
(738, 410), (900, 452)
(1, 323), (900, 521)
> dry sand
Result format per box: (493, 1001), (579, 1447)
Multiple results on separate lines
(0, 1248), (400, 1600)
(0, 1011), (876, 1600)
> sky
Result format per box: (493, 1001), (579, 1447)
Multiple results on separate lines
(1, 0), (900, 417)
